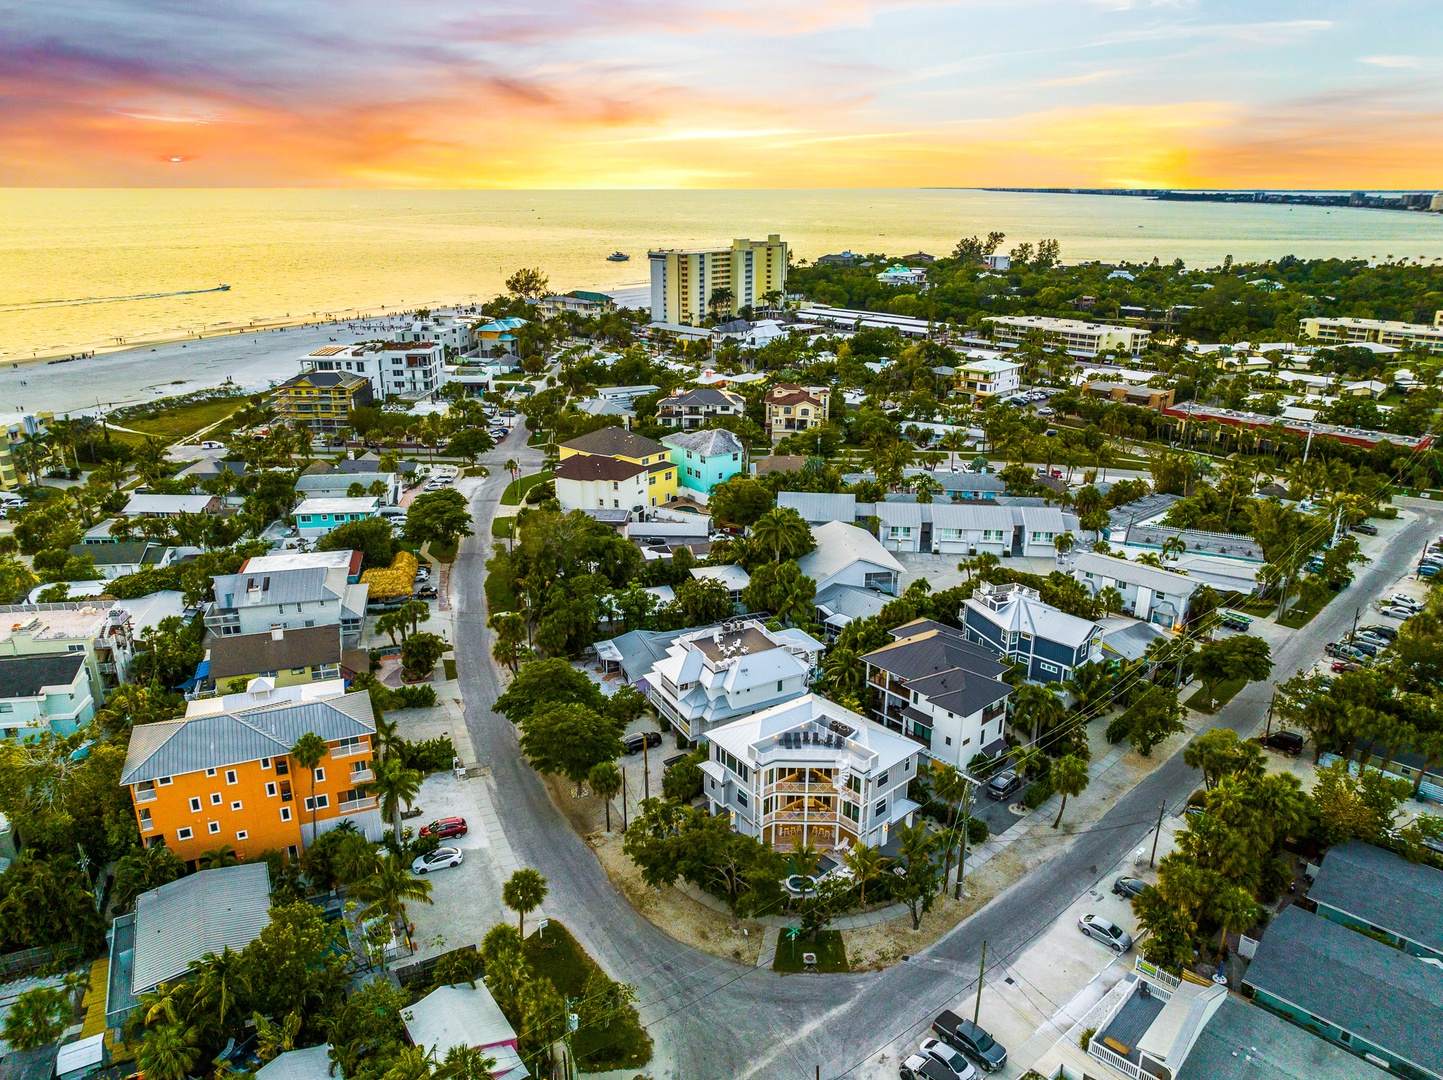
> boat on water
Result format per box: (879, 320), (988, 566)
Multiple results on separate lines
(606, 252), (629, 262)
(218, 284), (231, 290)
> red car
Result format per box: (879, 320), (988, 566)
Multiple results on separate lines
(420, 816), (468, 839)
(1331, 661), (1361, 673)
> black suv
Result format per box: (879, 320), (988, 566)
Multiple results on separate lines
(622, 732), (663, 755)
(932, 1011), (1008, 1072)
(985, 770), (1023, 801)
(1261, 730), (1304, 756)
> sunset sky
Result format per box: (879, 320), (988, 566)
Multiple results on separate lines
(3, 0), (1440, 188)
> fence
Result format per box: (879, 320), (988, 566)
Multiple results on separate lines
(0, 944), (79, 980)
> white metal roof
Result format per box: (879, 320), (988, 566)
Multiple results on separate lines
(797, 521), (904, 583)
(55, 1034), (105, 1077)
(1072, 551), (1202, 596)
(131, 863), (271, 993)
(402, 984), (517, 1055)
(707, 693), (919, 775)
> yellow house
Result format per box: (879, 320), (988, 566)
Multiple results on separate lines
(557, 427), (678, 508)
(1, 412), (55, 490)
(273, 372), (374, 435)
(206, 626), (346, 693)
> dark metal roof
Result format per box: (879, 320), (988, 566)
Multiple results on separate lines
(904, 666), (1012, 717)
(208, 625), (343, 680)
(554, 454), (648, 482)
(1242, 906), (1443, 1076)
(1310, 841), (1443, 955)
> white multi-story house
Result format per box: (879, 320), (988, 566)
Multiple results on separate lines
(206, 566), (368, 647)
(796, 521), (904, 595)
(394, 316), (473, 352)
(300, 341), (448, 400)
(1069, 551), (1201, 630)
(862, 620), (1013, 766)
(0, 602), (139, 705)
(955, 357), (1022, 400)
(701, 694), (923, 852)
(645, 620), (823, 744)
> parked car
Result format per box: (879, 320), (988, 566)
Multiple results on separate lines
(419, 817), (468, 839)
(1354, 630), (1391, 648)
(1078, 914), (1133, 953)
(1261, 730), (1305, 756)
(1112, 876), (1147, 899)
(1421, 566), (1441, 579)
(414, 586), (439, 600)
(1331, 661), (1361, 673)
(1361, 624), (1398, 640)
(662, 753), (687, 770)
(899, 1054), (954, 1080)
(1386, 594), (1423, 610)
(916, 1038), (978, 1080)
(1351, 522), (1379, 536)
(931, 1012), (1007, 1072)
(985, 770), (1023, 801)
(199, 440), (225, 450)
(1380, 606), (1417, 620)
(1344, 638), (1380, 657)
(499, 409), (518, 417)
(411, 847), (464, 874)
(622, 731), (663, 755)
(1220, 615), (1252, 632)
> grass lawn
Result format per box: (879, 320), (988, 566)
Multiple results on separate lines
(501, 470), (551, 506)
(773, 929), (849, 973)
(1185, 677), (1247, 714)
(491, 516), (517, 539)
(1278, 589), (1337, 629)
(524, 922), (652, 1071)
(427, 539), (458, 563)
(120, 397), (245, 442)
(442, 658), (457, 680)
(462, 465), (490, 478)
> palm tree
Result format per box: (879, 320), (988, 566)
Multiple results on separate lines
(588, 761), (622, 830)
(352, 852), (434, 932)
(1209, 883), (1259, 965)
(2, 986), (70, 1049)
(1161, 535), (1187, 562)
(844, 843), (885, 905)
(930, 762), (969, 886)
(502, 868), (548, 937)
(1051, 753), (1090, 828)
(1095, 586), (1124, 616)
(135, 1022), (200, 1080)
(372, 714), (399, 760)
(1053, 531), (1075, 560)
(253, 1010), (302, 1063)
(372, 757), (423, 840)
(380, 1045), (438, 1080)
(1009, 745), (1046, 783)
(198, 844), (239, 869)
(789, 839), (821, 879)
(437, 1046), (499, 1080)
(189, 947), (251, 1029)
(290, 731), (329, 852)
(504, 458), (519, 503)
(750, 507), (810, 562)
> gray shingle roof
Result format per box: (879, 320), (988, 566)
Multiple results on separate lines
(132, 863), (271, 993)
(560, 426), (667, 458)
(208, 625), (343, 681)
(1177, 995), (1391, 1080)
(1242, 906), (1443, 1077)
(1310, 841), (1443, 955)
(121, 692), (375, 784)
(904, 665), (1012, 717)
(862, 624), (1009, 682)
(0, 652), (87, 698)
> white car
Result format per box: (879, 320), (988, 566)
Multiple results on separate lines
(199, 440), (224, 450)
(1387, 594), (1423, 609)
(1380, 606), (1416, 620)
(918, 1038), (978, 1079)
(412, 847), (464, 874)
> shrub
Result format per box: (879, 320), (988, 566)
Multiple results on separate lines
(1023, 778), (1053, 810)
(1079, 1028), (1095, 1051)
(361, 549), (419, 600)
(967, 818), (989, 845)
(398, 735), (457, 774)
(1105, 713), (1131, 744)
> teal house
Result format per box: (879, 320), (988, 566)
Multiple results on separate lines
(1242, 906), (1443, 1079)
(1309, 841), (1443, 962)
(662, 428), (747, 503)
(293, 496), (380, 539)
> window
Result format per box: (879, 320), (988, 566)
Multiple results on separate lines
(208, 821), (221, 835)
(286, 845), (299, 859)
(0, 705), (10, 714)
(139, 808), (152, 828)
(1039, 661), (1059, 674)
(260, 757), (271, 769)
(736, 792), (748, 807)
(231, 801), (243, 812)
(843, 801), (860, 822)
(177, 827), (193, 841)
(189, 796), (202, 813)
(876, 771), (889, 787)
(266, 782), (278, 797)
(225, 769), (238, 785)
(777, 680), (784, 692)
(305, 794), (330, 811)
(275, 758), (290, 775)
(237, 830), (249, 841)
(158, 776), (172, 786)
(945, 736), (952, 746)
(280, 806), (293, 822)
(875, 799), (887, 816)
(206, 768), (217, 778)
(847, 774), (861, 793)
(210, 793), (222, 806)
(313, 767), (326, 783)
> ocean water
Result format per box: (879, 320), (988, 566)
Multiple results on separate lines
(3, 188), (1442, 364)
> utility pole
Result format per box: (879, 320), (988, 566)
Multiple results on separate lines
(1302, 428), (1314, 464)
(955, 777), (974, 900)
(973, 940), (988, 1025)
(1351, 605), (1361, 640)
(621, 769), (628, 832)
(1149, 802), (1166, 869)
(1265, 692), (1276, 738)
(643, 743), (650, 801)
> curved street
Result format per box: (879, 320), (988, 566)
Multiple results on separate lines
(454, 428), (1443, 1079)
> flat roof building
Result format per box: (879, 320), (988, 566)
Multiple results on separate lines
(986, 315), (1151, 357)
(649, 236), (787, 326)
(1302, 316), (1443, 356)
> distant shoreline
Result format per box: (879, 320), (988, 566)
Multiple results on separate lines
(975, 187), (1442, 214)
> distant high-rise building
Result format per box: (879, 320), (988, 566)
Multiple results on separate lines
(648, 235), (787, 325)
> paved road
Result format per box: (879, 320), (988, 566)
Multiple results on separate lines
(452, 451), (1443, 1080)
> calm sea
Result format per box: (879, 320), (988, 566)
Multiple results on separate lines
(3, 188), (1442, 364)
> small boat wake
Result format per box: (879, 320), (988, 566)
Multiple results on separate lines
(0, 284), (232, 312)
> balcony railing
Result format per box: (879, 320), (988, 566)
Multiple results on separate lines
(762, 810), (840, 825)
(133, 788), (157, 804)
(349, 768), (375, 783)
(338, 796), (378, 814)
(766, 781), (837, 796)
(331, 744), (368, 759)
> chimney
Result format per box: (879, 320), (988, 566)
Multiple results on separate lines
(271, 627), (284, 641)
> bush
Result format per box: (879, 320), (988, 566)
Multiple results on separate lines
(661, 748), (707, 802)
(1079, 1028), (1095, 1051)
(1023, 778), (1053, 810)
(361, 550), (419, 600)
(1105, 713), (1131, 744)
(967, 817), (989, 845)
(397, 735), (457, 774)
(106, 565), (184, 598)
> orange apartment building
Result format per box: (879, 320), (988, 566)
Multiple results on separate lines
(122, 692), (381, 865)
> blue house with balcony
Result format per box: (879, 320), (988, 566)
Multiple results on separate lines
(293, 497), (380, 539)
(960, 582), (1104, 683)
(662, 428), (747, 503)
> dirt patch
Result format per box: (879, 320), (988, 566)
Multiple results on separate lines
(590, 832), (763, 965)
(845, 883), (997, 971)
(541, 771), (609, 836)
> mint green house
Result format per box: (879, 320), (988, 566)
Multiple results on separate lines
(662, 429), (747, 503)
